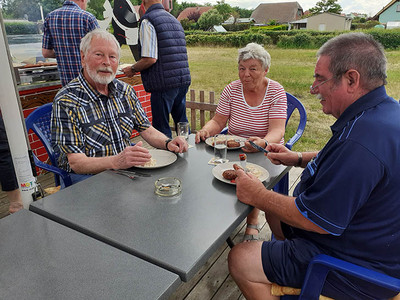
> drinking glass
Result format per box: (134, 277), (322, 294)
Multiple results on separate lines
(213, 134), (228, 163)
(177, 122), (190, 140)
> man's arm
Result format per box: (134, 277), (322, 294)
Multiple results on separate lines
(140, 126), (188, 153)
(122, 57), (157, 77)
(42, 48), (56, 58)
(235, 169), (328, 234)
(67, 141), (152, 174)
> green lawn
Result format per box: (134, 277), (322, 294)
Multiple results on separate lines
(121, 45), (400, 152)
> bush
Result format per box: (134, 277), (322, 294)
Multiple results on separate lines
(4, 21), (39, 35)
(185, 32), (272, 47)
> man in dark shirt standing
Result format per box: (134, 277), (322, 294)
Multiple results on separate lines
(123, 0), (191, 138)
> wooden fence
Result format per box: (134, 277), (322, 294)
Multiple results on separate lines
(185, 90), (218, 132)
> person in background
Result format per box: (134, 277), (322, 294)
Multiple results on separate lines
(122, 0), (191, 139)
(0, 114), (23, 214)
(42, 0), (99, 86)
(51, 29), (187, 184)
(196, 43), (287, 242)
(228, 33), (400, 300)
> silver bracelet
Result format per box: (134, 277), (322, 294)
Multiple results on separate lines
(296, 152), (303, 167)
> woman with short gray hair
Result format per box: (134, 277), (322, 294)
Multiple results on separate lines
(195, 42), (287, 242)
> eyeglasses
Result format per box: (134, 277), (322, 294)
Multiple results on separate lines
(310, 77), (333, 92)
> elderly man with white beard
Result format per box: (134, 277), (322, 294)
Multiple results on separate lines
(51, 29), (187, 185)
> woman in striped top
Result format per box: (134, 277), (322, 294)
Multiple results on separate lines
(195, 43), (287, 242)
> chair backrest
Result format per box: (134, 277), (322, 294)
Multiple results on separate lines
(285, 92), (307, 150)
(25, 103), (58, 166)
(25, 103), (71, 187)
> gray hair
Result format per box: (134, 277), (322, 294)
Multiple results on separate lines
(317, 32), (387, 90)
(80, 29), (121, 59)
(238, 43), (271, 70)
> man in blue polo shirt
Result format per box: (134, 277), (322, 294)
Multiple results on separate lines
(228, 32), (400, 299)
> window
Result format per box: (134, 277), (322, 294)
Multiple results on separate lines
(397, 4), (400, 12)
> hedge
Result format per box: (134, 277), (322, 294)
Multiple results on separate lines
(185, 29), (400, 50)
(185, 32), (272, 47)
(5, 22), (39, 35)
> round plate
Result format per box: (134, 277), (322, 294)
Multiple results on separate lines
(134, 149), (177, 169)
(205, 135), (246, 150)
(212, 162), (269, 185)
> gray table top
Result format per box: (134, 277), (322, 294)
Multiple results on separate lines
(0, 210), (180, 300)
(30, 135), (290, 281)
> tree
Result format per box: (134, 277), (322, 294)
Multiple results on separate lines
(187, 11), (201, 22)
(197, 8), (223, 30)
(232, 6), (252, 18)
(214, 0), (232, 21)
(309, 0), (342, 15)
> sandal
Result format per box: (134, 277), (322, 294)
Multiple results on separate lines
(243, 224), (261, 242)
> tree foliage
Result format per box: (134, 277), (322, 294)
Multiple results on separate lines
(214, 0), (232, 21)
(197, 8), (223, 30)
(309, 0), (342, 15)
(232, 6), (252, 18)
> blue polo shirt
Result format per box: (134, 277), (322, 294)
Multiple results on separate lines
(291, 86), (400, 277)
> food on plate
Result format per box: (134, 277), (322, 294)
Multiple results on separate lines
(239, 153), (247, 161)
(227, 139), (241, 148)
(143, 158), (156, 167)
(222, 169), (238, 180)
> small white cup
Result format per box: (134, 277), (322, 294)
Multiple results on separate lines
(213, 134), (228, 163)
(177, 122), (190, 140)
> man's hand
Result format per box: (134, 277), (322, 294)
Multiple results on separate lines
(195, 129), (210, 143)
(122, 65), (136, 78)
(167, 136), (188, 153)
(113, 141), (151, 169)
(266, 143), (298, 166)
(235, 168), (266, 206)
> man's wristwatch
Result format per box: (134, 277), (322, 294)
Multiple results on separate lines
(165, 138), (172, 151)
(131, 65), (137, 73)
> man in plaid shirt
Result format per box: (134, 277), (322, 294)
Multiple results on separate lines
(51, 29), (187, 183)
(42, 0), (99, 86)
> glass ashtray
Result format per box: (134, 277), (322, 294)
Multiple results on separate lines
(154, 177), (182, 197)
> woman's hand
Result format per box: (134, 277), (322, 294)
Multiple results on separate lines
(195, 129), (211, 143)
(242, 137), (266, 153)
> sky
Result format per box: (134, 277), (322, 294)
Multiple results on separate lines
(176, 0), (391, 17)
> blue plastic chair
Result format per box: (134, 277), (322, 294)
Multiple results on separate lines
(25, 103), (72, 188)
(273, 92), (307, 195)
(281, 254), (400, 300)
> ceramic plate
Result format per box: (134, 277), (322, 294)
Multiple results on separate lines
(134, 149), (177, 169)
(205, 135), (246, 150)
(212, 161), (269, 185)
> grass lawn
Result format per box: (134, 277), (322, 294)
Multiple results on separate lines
(121, 45), (400, 152)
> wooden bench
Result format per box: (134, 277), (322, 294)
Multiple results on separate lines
(185, 90), (217, 132)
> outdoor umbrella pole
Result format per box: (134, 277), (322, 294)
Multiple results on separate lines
(0, 12), (37, 208)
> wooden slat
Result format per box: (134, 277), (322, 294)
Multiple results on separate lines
(210, 92), (216, 119)
(200, 90), (205, 128)
(190, 90), (196, 132)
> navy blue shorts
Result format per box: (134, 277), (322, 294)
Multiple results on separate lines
(261, 239), (397, 299)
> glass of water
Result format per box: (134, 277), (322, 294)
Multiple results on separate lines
(177, 122), (190, 140)
(213, 134), (228, 163)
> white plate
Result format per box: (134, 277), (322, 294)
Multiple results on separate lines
(212, 162), (269, 185)
(205, 135), (246, 150)
(134, 149), (177, 169)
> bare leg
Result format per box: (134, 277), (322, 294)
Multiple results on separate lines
(7, 189), (23, 214)
(245, 207), (260, 237)
(228, 241), (279, 300)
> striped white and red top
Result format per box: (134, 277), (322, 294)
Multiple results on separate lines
(216, 79), (287, 140)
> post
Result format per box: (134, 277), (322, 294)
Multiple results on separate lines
(0, 12), (37, 208)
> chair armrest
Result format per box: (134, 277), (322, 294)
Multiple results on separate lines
(32, 156), (72, 187)
(299, 254), (400, 299)
(285, 131), (303, 150)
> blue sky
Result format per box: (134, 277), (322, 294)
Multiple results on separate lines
(176, 0), (390, 17)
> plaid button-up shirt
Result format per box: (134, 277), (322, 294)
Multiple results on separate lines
(51, 72), (151, 172)
(42, 1), (99, 86)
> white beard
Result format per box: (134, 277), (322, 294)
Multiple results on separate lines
(87, 65), (115, 85)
